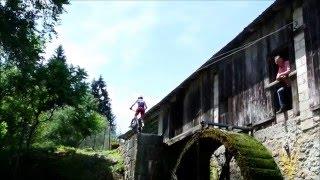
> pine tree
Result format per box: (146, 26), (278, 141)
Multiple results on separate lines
(91, 76), (116, 149)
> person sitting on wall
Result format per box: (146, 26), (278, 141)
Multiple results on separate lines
(274, 55), (291, 113)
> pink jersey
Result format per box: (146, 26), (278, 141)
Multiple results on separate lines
(137, 99), (145, 108)
(277, 60), (290, 75)
(277, 60), (291, 86)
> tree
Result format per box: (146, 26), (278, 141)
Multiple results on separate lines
(0, 0), (69, 65)
(0, 45), (89, 149)
(0, 0), (70, 150)
(37, 94), (106, 147)
(91, 76), (116, 149)
(91, 76), (116, 131)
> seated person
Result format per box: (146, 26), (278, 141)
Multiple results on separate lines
(274, 55), (291, 113)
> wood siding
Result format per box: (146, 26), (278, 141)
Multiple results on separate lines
(218, 7), (295, 126)
(152, 0), (320, 139)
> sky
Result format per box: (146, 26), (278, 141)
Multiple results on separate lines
(45, 0), (275, 134)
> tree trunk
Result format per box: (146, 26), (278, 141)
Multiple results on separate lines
(93, 134), (96, 150)
(108, 125), (111, 150)
(26, 121), (40, 149)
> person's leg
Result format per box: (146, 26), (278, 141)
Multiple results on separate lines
(277, 87), (286, 112)
(140, 109), (145, 119)
(134, 109), (139, 118)
(140, 109), (145, 127)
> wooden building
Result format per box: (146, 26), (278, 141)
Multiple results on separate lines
(142, 0), (320, 143)
(119, 0), (320, 179)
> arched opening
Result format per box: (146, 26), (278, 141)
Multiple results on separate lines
(175, 138), (243, 180)
(176, 137), (221, 179)
(171, 129), (282, 180)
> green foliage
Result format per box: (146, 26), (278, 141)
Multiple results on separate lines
(36, 94), (107, 147)
(0, 45), (104, 150)
(0, 0), (71, 151)
(91, 76), (116, 132)
(0, 146), (124, 180)
(0, 121), (7, 140)
(80, 76), (116, 150)
(0, 0), (114, 161)
(0, 0), (69, 64)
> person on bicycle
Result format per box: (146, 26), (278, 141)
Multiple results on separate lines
(130, 96), (147, 119)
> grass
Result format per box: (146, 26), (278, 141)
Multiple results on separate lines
(0, 146), (124, 180)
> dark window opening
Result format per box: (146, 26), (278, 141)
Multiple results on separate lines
(268, 45), (295, 112)
(169, 95), (184, 138)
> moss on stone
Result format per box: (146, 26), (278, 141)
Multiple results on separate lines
(172, 128), (283, 180)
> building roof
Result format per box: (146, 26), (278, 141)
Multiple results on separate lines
(143, 0), (290, 118)
(119, 0), (292, 138)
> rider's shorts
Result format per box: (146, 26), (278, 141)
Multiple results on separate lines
(135, 107), (145, 117)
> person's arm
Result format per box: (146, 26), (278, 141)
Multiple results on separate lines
(276, 72), (281, 80)
(278, 61), (291, 76)
(144, 102), (147, 110)
(130, 100), (137, 110)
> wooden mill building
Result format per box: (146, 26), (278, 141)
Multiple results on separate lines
(120, 0), (320, 179)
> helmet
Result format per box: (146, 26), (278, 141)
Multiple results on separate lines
(138, 96), (143, 99)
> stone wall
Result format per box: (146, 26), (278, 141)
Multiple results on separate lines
(254, 112), (320, 180)
(120, 134), (138, 180)
(135, 133), (163, 180)
(120, 133), (163, 180)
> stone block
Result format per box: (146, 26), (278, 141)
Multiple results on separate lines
(294, 33), (305, 45)
(296, 56), (307, 67)
(297, 71), (307, 81)
(298, 83), (308, 93)
(298, 91), (309, 102)
(300, 118), (316, 131)
(293, 7), (303, 27)
(297, 75), (307, 86)
(297, 65), (307, 77)
(295, 46), (306, 59)
(276, 113), (286, 123)
(299, 101), (311, 112)
(299, 39), (306, 49)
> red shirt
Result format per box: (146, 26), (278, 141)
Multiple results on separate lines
(277, 61), (290, 75)
(277, 60), (291, 86)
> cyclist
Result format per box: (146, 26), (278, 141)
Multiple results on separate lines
(130, 96), (147, 119)
(130, 96), (147, 131)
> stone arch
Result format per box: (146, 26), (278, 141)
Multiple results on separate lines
(171, 129), (283, 180)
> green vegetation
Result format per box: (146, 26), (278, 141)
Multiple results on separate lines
(0, 0), (120, 179)
(80, 76), (117, 150)
(0, 146), (124, 180)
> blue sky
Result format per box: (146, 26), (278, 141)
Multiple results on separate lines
(45, 0), (275, 134)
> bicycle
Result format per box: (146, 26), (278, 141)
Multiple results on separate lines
(130, 117), (144, 133)
(129, 109), (144, 133)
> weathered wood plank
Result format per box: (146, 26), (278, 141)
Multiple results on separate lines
(304, 0), (320, 110)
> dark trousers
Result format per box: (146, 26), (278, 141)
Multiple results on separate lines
(277, 86), (290, 109)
